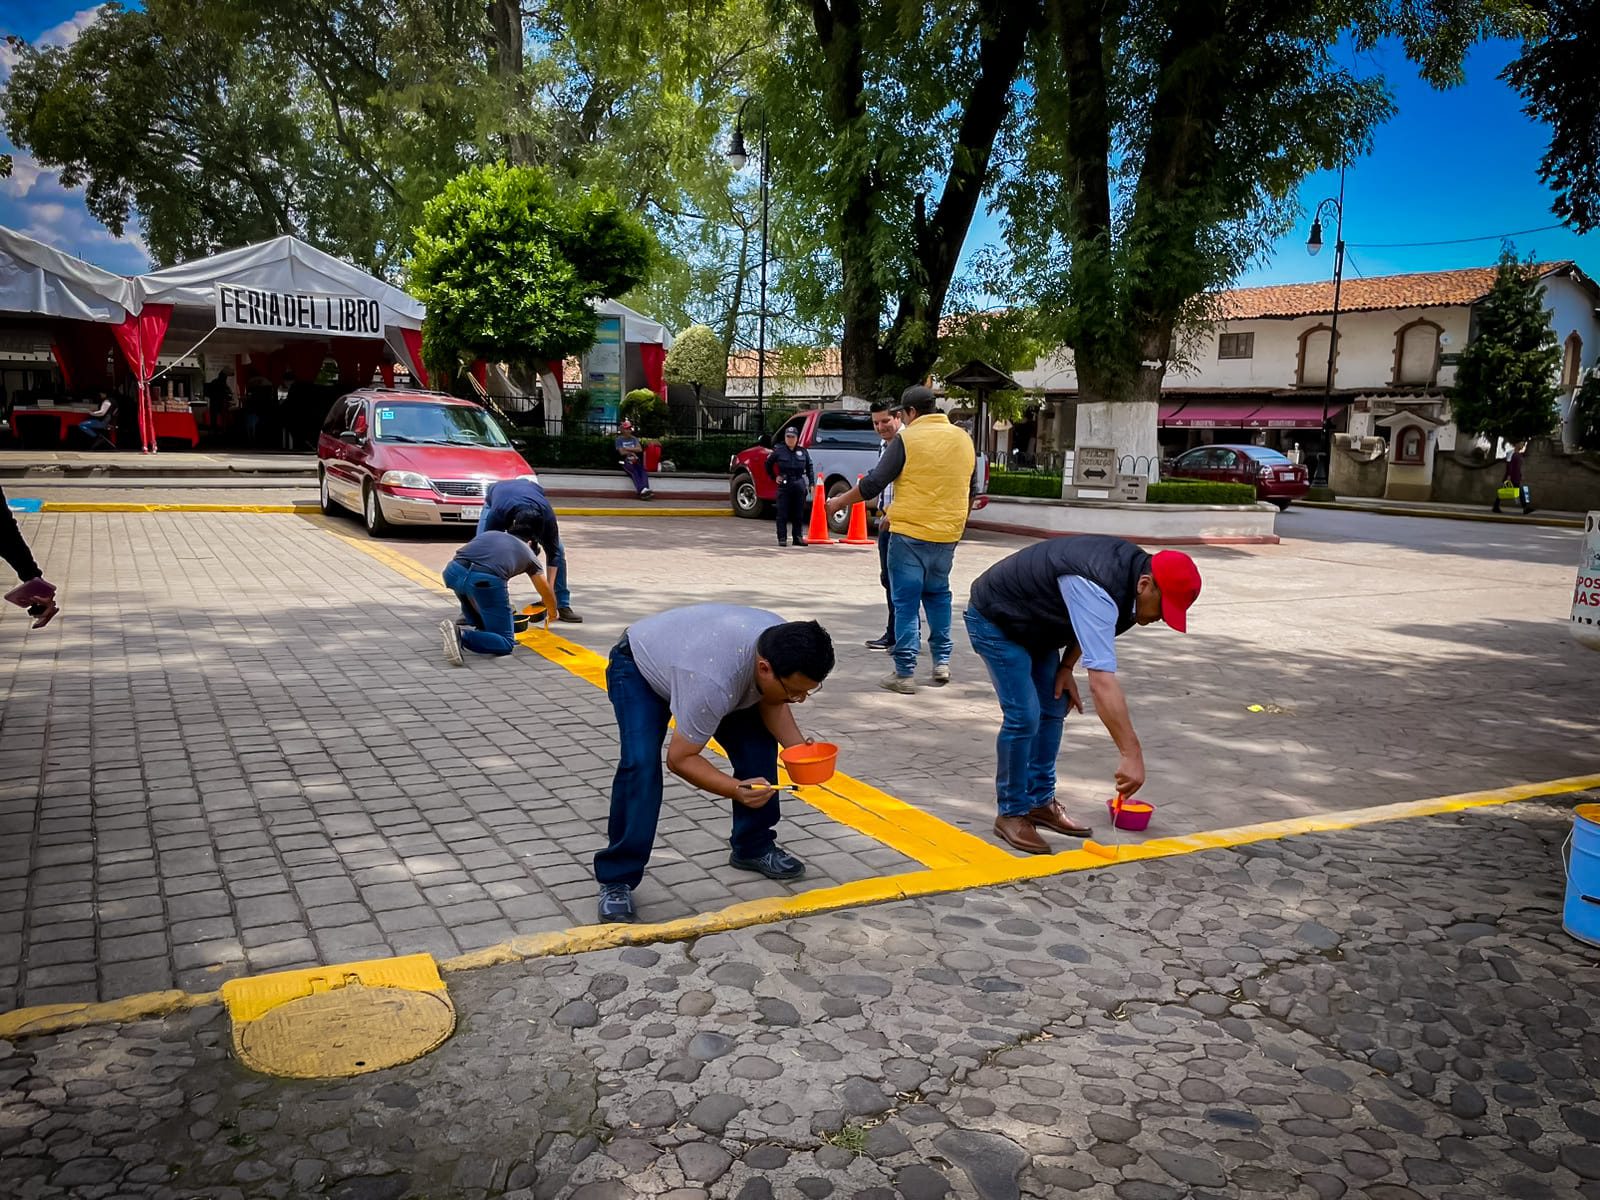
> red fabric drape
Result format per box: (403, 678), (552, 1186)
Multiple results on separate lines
(400, 328), (429, 388)
(49, 344), (73, 391)
(111, 304), (173, 453)
(638, 343), (666, 396)
(379, 364), (395, 388)
(547, 359), (564, 387)
(283, 340), (329, 383)
(470, 360), (488, 389)
(50, 321), (117, 393)
(330, 338), (382, 388)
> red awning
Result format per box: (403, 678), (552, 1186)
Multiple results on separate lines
(1160, 399), (1345, 429)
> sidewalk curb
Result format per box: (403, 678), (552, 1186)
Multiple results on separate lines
(3, 773), (1594, 1041)
(1297, 500), (1584, 530)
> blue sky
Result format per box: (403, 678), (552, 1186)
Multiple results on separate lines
(2, 3), (1597, 290)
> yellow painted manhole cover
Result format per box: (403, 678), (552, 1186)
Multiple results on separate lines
(234, 983), (455, 1078)
(222, 954), (455, 1078)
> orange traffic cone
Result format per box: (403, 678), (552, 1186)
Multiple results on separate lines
(805, 482), (836, 544)
(842, 477), (873, 545)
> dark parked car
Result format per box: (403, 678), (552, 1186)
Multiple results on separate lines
(1164, 444), (1309, 509)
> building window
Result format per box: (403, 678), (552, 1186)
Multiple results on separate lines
(1393, 319), (1443, 387)
(1564, 332), (1584, 390)
(1218, 332), (1254, 360)
(1394, 426), (1426, 465)
(1298, 325), (1338, 387)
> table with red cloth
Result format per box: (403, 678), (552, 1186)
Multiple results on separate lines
(9, 406), (201, 448)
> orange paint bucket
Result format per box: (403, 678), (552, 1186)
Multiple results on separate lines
(780, 741), (839, 785)
(1107, 796), (1154, 831)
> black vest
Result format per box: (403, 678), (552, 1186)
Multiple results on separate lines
(969, 535), (1151, 653)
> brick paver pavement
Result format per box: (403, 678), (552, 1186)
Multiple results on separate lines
(0, 512), (916, 1011)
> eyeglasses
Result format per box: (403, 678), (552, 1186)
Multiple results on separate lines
(782, 681), (823, 703)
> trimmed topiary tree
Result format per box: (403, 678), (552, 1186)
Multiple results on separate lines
(620, 387), (668, 437)
(663, 324), (726, 441)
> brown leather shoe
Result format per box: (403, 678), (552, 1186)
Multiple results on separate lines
(994, 814), (1051, 854)
(1027, 800), (1092, 838)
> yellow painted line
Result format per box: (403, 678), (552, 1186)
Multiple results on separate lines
(515, 627), (1007, 869)
(317, 522), (450, 593)
(221, 953), (444, 1023)
(1296, 500), (1583, 530)
(554, 506), (728, 517)
(5, 772), (1595, 1038)
(442, 770), (1600, 969)
(0, 989), (220, 1039)
(39, 501), (317, 513)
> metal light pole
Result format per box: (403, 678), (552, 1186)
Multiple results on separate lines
(1306, 160), (1346, 499)
(726, 101), (769, 435)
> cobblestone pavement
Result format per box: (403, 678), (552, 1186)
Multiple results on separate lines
(376, 505), (1598, 841)
(3, 798), (1598, 1198)
(0, 514), (915, 1011)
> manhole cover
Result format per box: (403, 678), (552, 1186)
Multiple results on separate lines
(234, 983), (455, 1078)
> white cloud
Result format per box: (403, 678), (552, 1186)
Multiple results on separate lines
(37, 7), (108, 50)
(0, 152), (47, 198)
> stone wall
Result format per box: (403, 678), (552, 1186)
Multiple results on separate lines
(1432, 439), (1600, 511)
(1329, 436), (1388, 498)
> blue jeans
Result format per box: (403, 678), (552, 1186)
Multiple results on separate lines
(595, 640), (782, 887)
(964, 606), (1067, 817)
(888, 533), (956, 676)
(442, 561), (517, 656)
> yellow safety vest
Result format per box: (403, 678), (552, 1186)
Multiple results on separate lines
(889, 413), (976, 544)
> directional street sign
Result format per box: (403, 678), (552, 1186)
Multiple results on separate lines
(1073, 446), (1116, 486)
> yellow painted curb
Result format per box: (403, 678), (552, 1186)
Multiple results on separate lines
(1296, 500), (1583, 530)
(220, 953), (444, 1023)
(4, 773), (1596, 1039)
(39, 501), (318, 513)
(553, 506), (728, 517)
(0, 988), (220, 1039)
(514, 626), (1006, 870)
(441, 770), (1600, 970)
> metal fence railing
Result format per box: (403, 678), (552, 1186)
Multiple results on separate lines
(483, 389), (767, 440)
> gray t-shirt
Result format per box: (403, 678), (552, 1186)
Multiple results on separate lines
(627, 604), (784, 746)
(452, 531), (540, 580)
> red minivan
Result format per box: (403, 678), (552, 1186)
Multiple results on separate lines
(316, 389), (537, 535)
(1163, 443), (1309, 510)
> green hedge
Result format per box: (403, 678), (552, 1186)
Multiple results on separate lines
(1146, 481), (1256, 504)
(988, 470), (1063, 498)
(512, 431), (751, 473)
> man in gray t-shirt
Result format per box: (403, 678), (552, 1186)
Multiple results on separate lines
(595, 603), (836, 924)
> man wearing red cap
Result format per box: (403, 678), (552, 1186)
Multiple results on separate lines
(964, 535), (1201, 853)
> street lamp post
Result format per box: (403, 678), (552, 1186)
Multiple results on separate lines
(1305, 160), (1347, 499)
(726, 101), (769, 435)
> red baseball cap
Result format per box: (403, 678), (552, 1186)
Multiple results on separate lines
(1151, 550), (1201, 632)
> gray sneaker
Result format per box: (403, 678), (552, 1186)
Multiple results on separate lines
(879, 672), (916, 695)
(439, 618), (464, 666)
(931, 663), (951, 685)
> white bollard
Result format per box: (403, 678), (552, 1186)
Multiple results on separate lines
(1573, 512), (1600, 652)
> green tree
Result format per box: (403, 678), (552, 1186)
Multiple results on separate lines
(991, 0), (1534, 463)
(1505, 0), (1600, 233)
(406, 163), (653, 382)
(621, 387), (669, 436)
(1449, 249), (1561, 445)
(663, 323), (727, 436)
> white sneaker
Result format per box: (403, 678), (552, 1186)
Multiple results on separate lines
(879, 672), (916, 695)
(439, 618), (464, 666)
(932, 663), (951, 685)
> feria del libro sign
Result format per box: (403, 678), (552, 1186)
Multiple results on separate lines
(214, 283), (383, 336)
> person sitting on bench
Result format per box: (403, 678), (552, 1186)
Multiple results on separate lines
(615, 420), (654, 500)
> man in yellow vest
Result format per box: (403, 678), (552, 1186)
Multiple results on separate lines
(828, 385), (978, 693)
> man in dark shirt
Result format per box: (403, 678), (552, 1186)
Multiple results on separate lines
(965, 535), (1201, 853)
(440, 528), (556, 664)
(766, 425), (816, 547)
(477, 477), (581, 622)
(865, 399), (902, 649)
(614, 420), (654, 499)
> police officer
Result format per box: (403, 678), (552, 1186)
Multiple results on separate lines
(766, 425), (816, 547)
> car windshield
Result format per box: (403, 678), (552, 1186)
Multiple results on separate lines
(1248, 449), (1292, 463)
(372, 402), (509, 447)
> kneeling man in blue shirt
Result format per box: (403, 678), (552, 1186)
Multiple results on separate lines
(596, 604), (835, 923)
